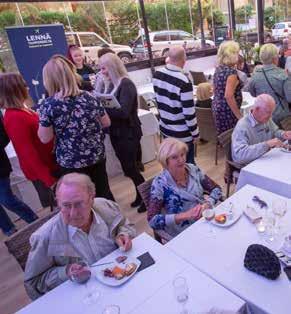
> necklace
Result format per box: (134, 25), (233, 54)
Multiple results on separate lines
(173, 170), (188, 187)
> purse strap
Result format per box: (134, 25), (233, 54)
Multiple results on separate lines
(261, 68), (285, 110)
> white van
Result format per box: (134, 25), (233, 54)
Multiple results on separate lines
(272, 22), (291, 39)
(65, 32), (133, 63)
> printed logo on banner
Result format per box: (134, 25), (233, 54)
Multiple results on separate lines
(6, 24), (68, 103)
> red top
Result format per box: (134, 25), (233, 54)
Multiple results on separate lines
(4, 108), (57, 187)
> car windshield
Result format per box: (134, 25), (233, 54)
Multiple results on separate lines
(274, 24), (285, 29)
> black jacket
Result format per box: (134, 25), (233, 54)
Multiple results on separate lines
(0, 112), (12, 178)
(106, 77), (142, 139)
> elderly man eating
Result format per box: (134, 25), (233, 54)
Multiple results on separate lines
(232, 94), (291, 165)
(24, 173), (135, 300)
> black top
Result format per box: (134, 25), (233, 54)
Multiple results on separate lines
(196, 98), (212, 109)
(106, 77), (142, 139)
(0, 112), (12, 178)
(76, 64), (95, 81)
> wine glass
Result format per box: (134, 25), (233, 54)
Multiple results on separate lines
(70, 261), (100, 305)
(202, 204), (215, 236)
(102, 305), (120, 314)
(264, 210), (276, 243)
(173, 276), (189, 314)
(272, 199), (287, 234)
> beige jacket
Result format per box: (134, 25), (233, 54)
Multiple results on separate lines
(24, 198), (136, 300)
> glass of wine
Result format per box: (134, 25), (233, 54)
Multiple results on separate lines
(70, 261), (100, 305)
(202, 204), (215, 236)
(173, 276), (189, 314)
(272, 199), (287, 234)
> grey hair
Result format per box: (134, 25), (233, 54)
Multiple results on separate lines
(56, 173), (96, 197)
(259, 44), (278, 65)
(98, 53), (128, 87)
(254, 94), (276, 110)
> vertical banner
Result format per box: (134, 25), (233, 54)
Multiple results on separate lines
(6, 24), (67, 103)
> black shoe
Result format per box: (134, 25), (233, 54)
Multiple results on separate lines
(136, 161), (145, 172)
(137, 203), (146, 213)
(131, 198), (142, 207)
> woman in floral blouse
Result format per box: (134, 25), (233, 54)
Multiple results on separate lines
(148, 138), (222, 237)
(38, 56), (114, 201)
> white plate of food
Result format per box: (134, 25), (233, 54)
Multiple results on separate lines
(95, 256), (141, 287)
(210, 204), (242, 227)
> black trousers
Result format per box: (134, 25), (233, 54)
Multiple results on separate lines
(110, 135), (145, 199)
(32, 180), (55, 208)
(59, 159), (115, 201)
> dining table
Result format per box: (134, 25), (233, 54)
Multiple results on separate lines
(17, 233), (246, 314)
(236, 148), (291, 198)
(166, 184), (291, 314)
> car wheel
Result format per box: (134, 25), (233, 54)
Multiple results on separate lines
(162, 49), (169, 57)
(118, 53), (132, 63)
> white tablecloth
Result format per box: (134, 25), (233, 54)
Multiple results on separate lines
(166, 184), (291, 314)
(17, 233), (245, 314)
(236, 148), (291, 198)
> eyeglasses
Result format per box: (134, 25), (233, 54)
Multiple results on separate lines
(59, 200), (88, 211)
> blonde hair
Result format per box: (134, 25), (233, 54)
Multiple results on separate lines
(98, 53), (128, 87)
(157, 138), (188, 168)
(43, 57), (80, 99)
(259, 43), (278, 65)
(0, 73), (29, 109)
(56, 173), (96, 198)
(196, 82), (213, 101)
(217, 41), (240, 66)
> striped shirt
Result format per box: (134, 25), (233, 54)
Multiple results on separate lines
(153, 64), (199, 143)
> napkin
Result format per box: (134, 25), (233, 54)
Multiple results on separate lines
(243, 205), (262, 224)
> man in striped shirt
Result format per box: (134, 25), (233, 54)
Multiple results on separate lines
(153, 46), (199, 164)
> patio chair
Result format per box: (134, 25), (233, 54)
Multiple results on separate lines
(137, 178), (173, 244)
(195, 107), (219, 164)
(217, 128), (243, 197)
(280, 116), (291, 130)
(190, 71), (207, 85)
(4, 210), (59, 271)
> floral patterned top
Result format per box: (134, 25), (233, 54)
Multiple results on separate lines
(39, 92), (106, 168)
(212, 65), (243, 135)
(148, 164), (222, 237)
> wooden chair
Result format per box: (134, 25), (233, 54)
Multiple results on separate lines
(217, 128), (243, 197)
(137, 178), (173, 244)
(190, 71), (207, 85)
(195, 107), (219, 164)
(280, 116), (291, 130)
(4, 210), (59, 271)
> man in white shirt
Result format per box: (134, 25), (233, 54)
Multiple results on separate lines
(24, 173), (135, 299)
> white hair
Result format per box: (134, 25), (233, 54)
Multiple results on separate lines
(259, 44), (278, 65)
(217, 41), (240, 66)
(254, 94), (276, 110)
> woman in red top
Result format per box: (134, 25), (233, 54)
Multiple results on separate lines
(0, 73), (57, 208)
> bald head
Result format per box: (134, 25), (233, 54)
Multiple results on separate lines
(168, 47), (186, 68)
(252, 94), (276, 124)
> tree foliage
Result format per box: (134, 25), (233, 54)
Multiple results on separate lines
(235, 4), (253, 24)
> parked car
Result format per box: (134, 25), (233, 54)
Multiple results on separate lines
(241, 31), (273, 43)
(65, 32), (133, 63)
(272, 22), (291, 39)
(132, 30), (215, 57)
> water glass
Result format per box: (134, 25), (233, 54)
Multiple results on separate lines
(272, 199), (287, 234)
(264, 211), (276, 243)
(173, 276), (189, 314)
(102, 305), (120, 314)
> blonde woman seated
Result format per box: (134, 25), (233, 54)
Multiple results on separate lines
(148, 138), (222, 237)
(196, 82), (213, 109)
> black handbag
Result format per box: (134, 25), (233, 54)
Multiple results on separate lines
(244, 244), (281, 280)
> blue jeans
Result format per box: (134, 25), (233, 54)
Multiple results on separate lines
(0, 177), (38, 234)
(186, 142), (196, 165)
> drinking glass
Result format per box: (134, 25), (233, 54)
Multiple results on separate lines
(102, 305), (120, 314)
(202, 205), (215, 236)
(70, 261), (100, 305)
(272, 199), (287, 234)
(173, 276), (189, 314)
(264, 210), (276, 243)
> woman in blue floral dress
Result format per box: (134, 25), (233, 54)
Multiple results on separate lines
(38, 56), (114, 201)
(148, 138), (222, 237)
(212, 41), (243, 135)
